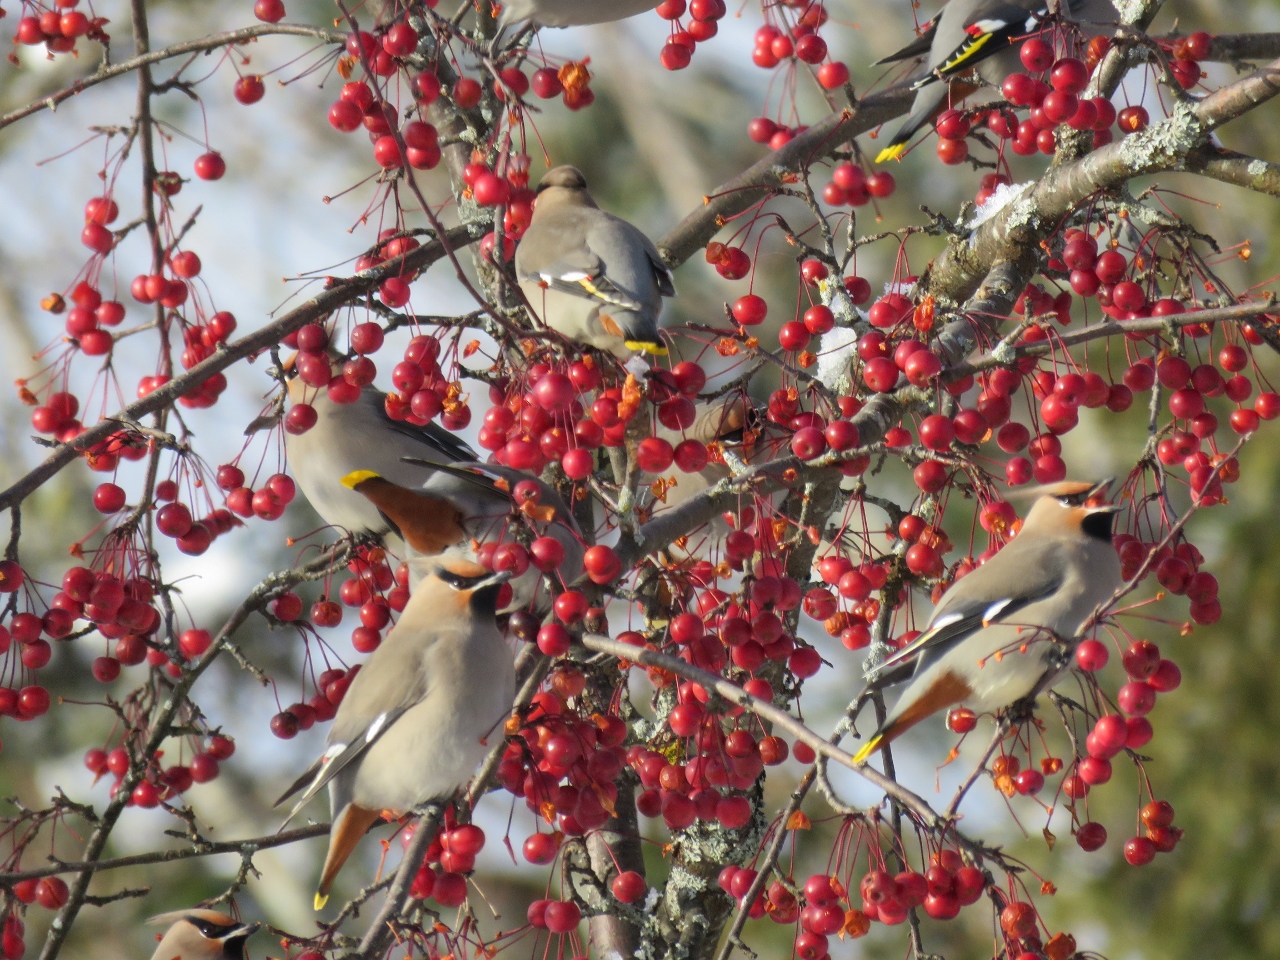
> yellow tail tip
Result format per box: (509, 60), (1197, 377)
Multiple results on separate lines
(626, 340), (669, 357)
(341, 469), (381, 490)
(314, 891), (329, 911)
(874, 143), (907, 164)
(853, 735), (883, 764)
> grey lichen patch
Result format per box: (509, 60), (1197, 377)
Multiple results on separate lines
(1112, 0), (1156, 22)
(1117, 102), (1205, 172)
(637, 803), (768, 960)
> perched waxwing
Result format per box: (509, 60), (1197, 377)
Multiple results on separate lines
(498, 0), (660, 28)
(283, 369), (475, 556)
(516, 166), (674, 360)
(147, 909), (259, 960)
(276, 559), (516, 909)
(874, 0), (1117, 163)
(854, 480), (1121, 763)
(340, 460), (584, 609)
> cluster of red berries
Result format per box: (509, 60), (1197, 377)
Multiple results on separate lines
(14, 0), (104, 54)
(463, 156), (536, 263)
(749, 4), (849, 89)
(656, 0), (727, 71)
(270, 662), (362, 740)
(82, 734), (236, 808)
(404, 821), (485, 907)
(496, 675), (630, 838)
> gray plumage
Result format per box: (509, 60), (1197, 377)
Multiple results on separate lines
(516, 165), (674, 359)
(855, 480), (1121, 762)
(283, 371), (475, 555)
(147, 910), (258, 960)
(276, 561), (516, 908)
(875, 0), (1118, 162)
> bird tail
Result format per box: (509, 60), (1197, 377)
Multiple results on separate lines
(854, 669), (974, 762)
(315, 804), (382, 910)
(626, 340), (668, 356)
(874, 141), (909, 164)
(853, 732), (886, 764)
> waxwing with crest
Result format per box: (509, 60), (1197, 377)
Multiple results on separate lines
(854, 480), (1122, 762)
(147, 909), (259, 960)
(276, 558), (516, 909)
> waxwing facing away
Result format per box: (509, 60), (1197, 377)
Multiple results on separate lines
(340, 460), (584, 610)
(276, 559), (516, 909)
(854, 480), (1122, 762)
(874, 0), (1117, 163)
(147, 909), (259, 960)
(498, 0), (660, 28)
(516, 165), (675, 359)
(283, 370), (475, 556)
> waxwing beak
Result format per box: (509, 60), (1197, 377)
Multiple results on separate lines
(225, 921), (261, 940)
(477, 568), (515, 590)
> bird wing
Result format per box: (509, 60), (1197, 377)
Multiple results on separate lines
(867, 543), (1070, 679)
(372, 397), (477, 463)
(910, 3), (1038, 89)
(407, 459), (583, 536)
(522, 239), (647, 312)
(873, 9), (942, 65)
(275, 660), (431, 824)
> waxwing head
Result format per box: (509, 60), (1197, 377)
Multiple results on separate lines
(147, 909), (259, 960)
(1018, 478), (1121, 542)
(533, 165), (597, 210)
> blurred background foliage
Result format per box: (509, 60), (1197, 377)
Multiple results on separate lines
(0, 0), (1278, 957)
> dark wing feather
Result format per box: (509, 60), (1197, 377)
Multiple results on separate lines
(373, 399), (477, 463)
(910, 4), (1032, 88)
(867, 578), (1062, 680)
(647, 249), (676, 297)
(873, 11), (942, 65)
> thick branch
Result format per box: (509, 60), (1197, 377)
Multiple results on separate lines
(655, 88), (914, 266)
(926, 56), (1280, 307)
(1187, 146), (1280, 196)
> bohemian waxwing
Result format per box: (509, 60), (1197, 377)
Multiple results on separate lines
(498, 0), (660, 28)
(340, 460), (584, 610)
(276, 559), (516, 909)
(874, 0), (1117, 163)
(854, 480), (1121, 762)
(516, 165), (674, 360)
(147, 909), (259, 960)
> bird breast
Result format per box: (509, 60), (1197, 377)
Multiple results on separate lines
(350, 632), (514, 813)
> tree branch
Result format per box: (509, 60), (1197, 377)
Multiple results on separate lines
(0, 24), (344, 131)
(0, 223), (484, 516)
